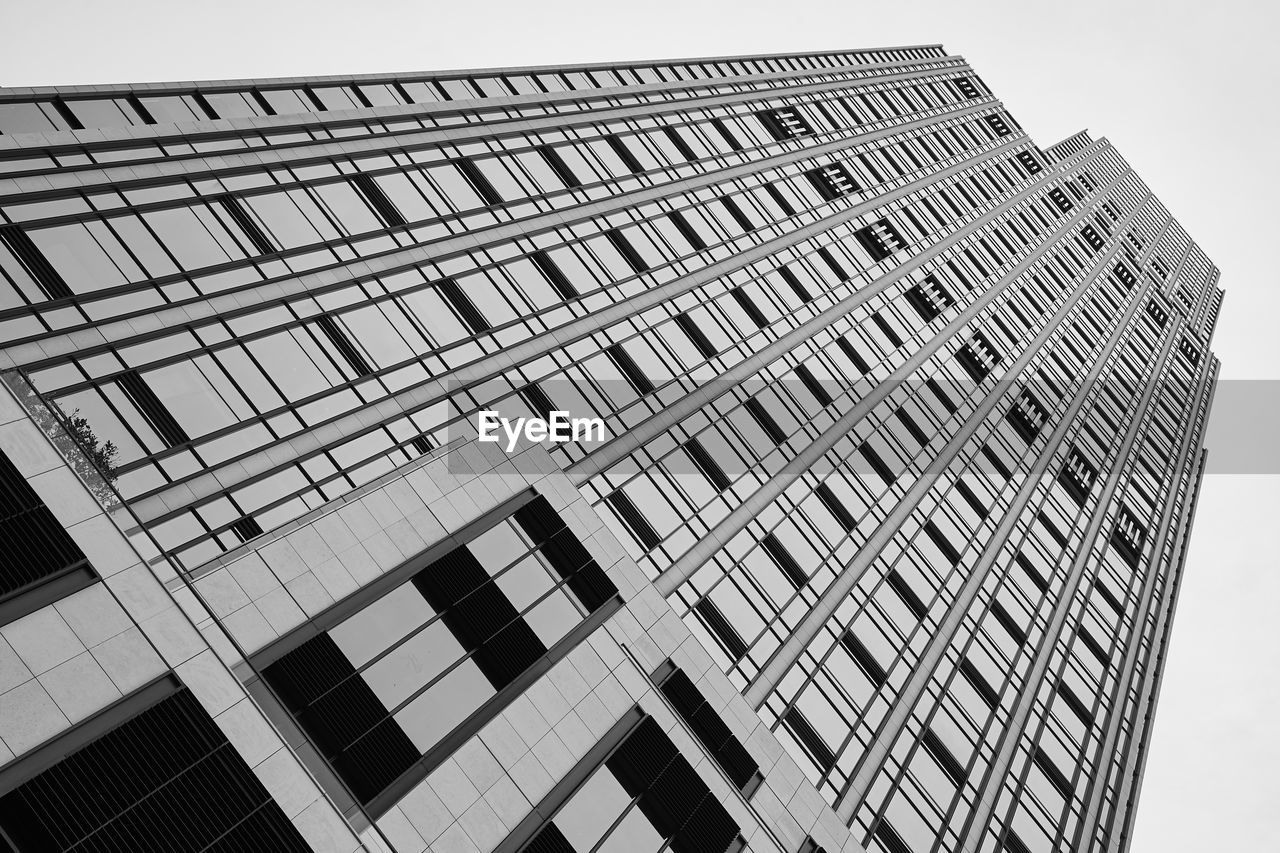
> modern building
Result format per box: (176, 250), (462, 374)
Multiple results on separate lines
(0, 44), (1219, 853)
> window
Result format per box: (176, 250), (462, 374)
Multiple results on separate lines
(652, 661), (762, 794)
(921, 728), (967, 784)
(350, 173), (407, 227)
(806, 163), (860, 200)
(605, 134), (644, 173)
(984, 113), (1012, 137)
(675, 312), (717, 358)
(905, 274), (955, 322)
(0, 449), (94, 623)
(782, 706), (836, 773)
(668, 210), (707, 251)
(842, 631), (888, 687)
(795, 363), (833, 407)
(0, 681), (309, 851)
(756, 106), (815, 140)
(695, 597), (749, 661)
(605, 489), (662, 550)
(853, 218), (907, 262)
(955, 330), (1003, 382)
(873, 821), (914, 853)
(257, 492), (619, 811)
(119, 369), (190, 449)
(540, 145), (582, 188)
(762, 532), (809, 589)
(1006, 389), (1048, 442)
(456, 157), (503, 206)
(814, 481), (857, 532)
(955, 77), (982, 99)
(1032, 746), (1074, 798)
(1015, 150), (1042, 176)
(685, 436), (731, 491)
(604, 228), (650, 273)
(1048, 187), (1073, 214)
(436, 277), (491, 334)
(1058, 446), (1097, 505)
(509, 711), (744, 853)
(1080, 224), (1105, 253)
(1110, 506), (1147, 567)
(1179, 336), (1201, 366)
(529, 249), (578, 300)
(718, 195), (755, 232)
(0, 223), (73, 301)
(1145, 299), (1168, 328)
(607, 343), (655, 395)
(217, 195), (277, 255)
(1151, 255), (1170, 280)
(1114, 261), (1136, 289)
(315, 315), (374, 377)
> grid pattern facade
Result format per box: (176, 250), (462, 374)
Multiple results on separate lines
(0, 44), (1219, 853)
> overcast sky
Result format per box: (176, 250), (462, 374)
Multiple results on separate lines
(3, 1), (1277, 849)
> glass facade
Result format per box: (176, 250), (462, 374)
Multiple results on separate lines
(0, 44), (1219, 853)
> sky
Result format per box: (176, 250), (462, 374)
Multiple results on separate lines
(3, 0), (1277, 848)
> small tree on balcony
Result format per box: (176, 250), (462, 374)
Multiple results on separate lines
(58, 407), (119, 484)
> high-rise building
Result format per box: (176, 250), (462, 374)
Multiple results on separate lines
(0, 44), (1219, 853)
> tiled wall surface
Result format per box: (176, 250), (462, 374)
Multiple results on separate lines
(0, 378), (364, 852)
(0, 379), (862, 852)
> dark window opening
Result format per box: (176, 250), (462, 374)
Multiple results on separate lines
(654, 664), (761, 793)
(605, 228), (650, 273)
(456, 157), (503, 206)
(217, 194), (277, 255)
(921, 729), (967, 785)
(695, 598), (749, 661)
(1080, 224), (1105, 253)
(842, 631), (887, 687)
(0, 685), (309, 852)
(606, 134), (644, 173)
(118, 370), (189, 448)
(782, 707), (835, 772)
(905, 274), (955, 322)
(853, 218), (907, 262)
(529, 249), (578, 300)
(606, 343), (655, 395)
(0, 223), (74, 301)
(1114, 261), (1137, 290)
(719, 195), (755, 232)
(1058, 446), (1098, 505)
(762, 532), (808, 589)
(1006, 389), (1048, 443)
(668, 210), (707, 251)
(757, 106), (815, 140)
(806, 163), (860, 200)
(436, 278), (491, 334)
(350, 173), (407, 228)
(261, 494), (616, 809)
(955, 77), (982, 99)
(1015, 150), (1042, 176)
(984, 113), (1012, 137)
(539, 145), (581, 188)
(796, 364), (833, 407)
(955, 331), (1003, 383)
(0, 449), (91, 611)
(1110, 506), (1147, 567)
(606, 490), (661, 551)
(315, 315), (374, 377)
(1179, 337), (1201, 366)
(1048, 187), (1073, 214)
(685, 436), (731, 492)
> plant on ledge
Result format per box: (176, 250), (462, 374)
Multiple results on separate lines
(57, 406), (119, 485)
